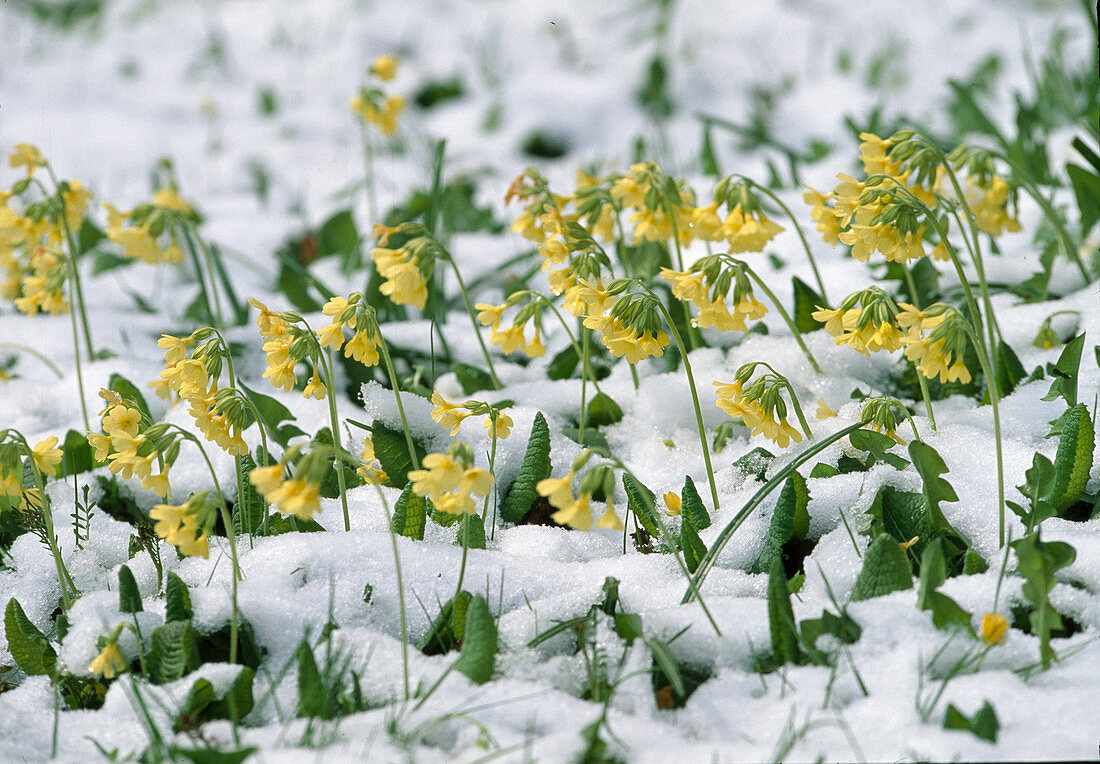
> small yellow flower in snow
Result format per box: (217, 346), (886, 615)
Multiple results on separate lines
(370, 54), (399, 81)
(88, 641), (127, 679)
(8, 143), (43, 176)
(980, 612), (1009, 646)
(663, 491), (682, 516)
(815, 398), (838, 420)
(485, 412), (513, 440)
(32, 436), (62, 477)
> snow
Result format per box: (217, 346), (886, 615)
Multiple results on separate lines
(1, 0), (1098, 760)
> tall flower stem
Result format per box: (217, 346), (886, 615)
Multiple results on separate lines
(181, 228), (222, 332)
(43, 170), (95, 359)
(901, 267), (938, 431)
(742, 264), (822, 374)
(662, 196), (700, 351)
(444, 255), (503, 389)
(65, 274), (91, 433)
(367, 479), (408, 700)
(485, 430), (499, 537)
(580, 326), (590, 445)
(0, 343), (64, 379)
(643, 287), (720, 513)
(19, 440), (77, 610)
(322, 348), (351, 531)
(739, 177), (830, 305)
(376, 329), (420, 471)
(358, 121), (379, 229)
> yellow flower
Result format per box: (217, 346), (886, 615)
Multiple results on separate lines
(88, 641), (127, 680)
(489, 324), (526, 355)
(524, 328), (545, 358)
(371, 54), (399, 81)
(815, 398), (838, 419)
(409, 453), (464, 498)
(536, 472), (575, 509)
(663, 491), (682, 516)
(344, 330), (380, 366)
(551, 494), (592, 531)
(157, 334), (191, 366)
(8, 144), (43, 176)
(302, 372), (327, 400)
(87, 431), (111, 462)
(723, 205), (784, 252)
(250, 464), (283, 495)
(431, 392), (470, 436)
(31, 436), (62, 477)
(596, 502), (623, 530)
(485, 412), (513, 439)
(980, 612), (1009, 645)
(152, 187), (192, 214)
(268, 478), (321, 521)
(317, 321), (346, 350)
(475, 303), (506, 331)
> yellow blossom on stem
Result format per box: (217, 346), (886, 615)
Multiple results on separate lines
(88, 641), (127, 680)
(980, 612), (1009, 645)
(31, 436), (62, 477)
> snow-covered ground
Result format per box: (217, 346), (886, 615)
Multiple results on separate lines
(1, 0), (1098, 760)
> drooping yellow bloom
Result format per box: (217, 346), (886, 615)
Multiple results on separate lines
(663, 491), (682, 516)
(409, 452), (492, 516)
(150, 498), (210, 558)
(536, 472), (575, 509)
(370, 54), (399, 81)
(714, 380), (802, 449)
(31, 436), (62, 477)
(88, 641), (127, 680)
(267, 478), (322, 521)
(815, 398), (838, 420)
(722, 205), (784, 252)
(485, 412), (513, 439)
(475, 303), (506, 331)
(8, 144), (43, 176)
(431, 392), (470, 436)
(980, 612), (1009, 645)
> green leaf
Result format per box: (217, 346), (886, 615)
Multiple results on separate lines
(169, 747), (258, 764)
(4, 598), (56, 676)
(417, 591), (473, 655)
(680, 475), (710, 531)
(982, 341), (1027, 404)
(849, 429), (907, 469)
(586, 392), (623, 428)
(645, 637), (685, 698)
(613, 613), (643, 643)
(679, 516), (707, 573)
(809, 462), (839, 479)
(850, 535), (913, 601)
(118, 565), (142, 614)
(700, 123), (720, 177)
(1051, 404), (1094, 513)
(623, 472), (660, 539)
(109, 373), (152, 423)
(58, 430), (94, 477)
(501, 412), (552, 524)
(800, 608), (861, 649)
(1067, 161), (1100, 236)
(906, 257), (940, 308)
(867, 485), (932, 562)
(1041, 333), (1085, 408)
(148, 620), (197, 684)
(1011, 531), (1076, 669)
(752, 472), (809, 575)
(165, 571), (193, 622)
(233, 453), (266, 536)
(943, 701), (999, 742)
(453, 595), (497, 685)
(239, 383), (306, 450)
(767, 556), (802, 666)
(370, 420), (426, 489)
(791, 277), (825, 333)
(391, 483), (428, 540)
(206, 666), (254, 722)
(175, 678), (216, 731)
(908, 441), (958, 529)
(546, 344), (579, 381)
(916, 540), (973, 632)
(316, 209), (360, 271)
(731, 447), (774, 481)
(451, 362), (494, 395)
(454, 514), (486, 550)
(962, 549), (988, 575)
(296, 641), (325, 718)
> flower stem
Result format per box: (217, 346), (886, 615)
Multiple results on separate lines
(322, 348), (351, 532)
(743, 264), (822, 374)
(445, 256), (503, 389)
(901, 266), (938, 431)
(580, 326), (590, 445)
(368, 480), (409, 699)
(376, 330), (420, 471)
(741, 177), (830, 305)
(65, 274), (91, 434)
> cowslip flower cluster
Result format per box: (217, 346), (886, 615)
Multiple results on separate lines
(536, 456), (622, 531)
(102, 186), (196, 265)
(706, 176), (785, 253)
(661, 255), (767, 332)
(12, 246), (68, 316)
(582, 285), (669, 363)
(88, 390), (174, 497)
(430, 392), (513, 438)
(351, 55), (405, 136)
(897, 303), (974, 384)
(475, 295), (547, 358)
(370, 223), (436, 310)
(811, 286), (906, 355)
(250, 446), (325, 522)
(610, 162), (696, 246)
(249, 296), (347, 399)
(713, 364), (808, 449)
(157, 329), (250, 456)
(149, 491), (217, 558)
(318, 292), (384, 368)
(408, 442), (492, 516)
(0, 434), (62, 513)
(860, 397), (911, 444)
(506, 168), (571, 243)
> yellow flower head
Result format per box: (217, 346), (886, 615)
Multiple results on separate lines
(371, 54), (399, 81)
(31, 436), (62, 477)
(980, 612), (1008, 646)
(8, 144), (43, 176)
(663, 491), (682, 516)
(88, 641), (127, 680)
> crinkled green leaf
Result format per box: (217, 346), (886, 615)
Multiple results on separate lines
(586, 392), (623, 428)
(680, 475), (710, 531)
(453, 595), (497, 685)
(234, 452), (266, 536)
(4, 598), (56, 676)
(118, 565), (142, 614)
(149, 620), (197, 684)
(752, 472), (809, 575)
(454, 514), (486, 550)
(371, 420), (426, 489)
(623, 472), (660, 539)
(679, 516), (706, 573)
(501, 412), (551, 524)
(767, 556), (801, 666)
(850, 534), (913, 601)
(1010, 531), (1076, 669)
(1052, 403), (1094, 512)
(109, 372), (152, 423)
(417, 591), (473, 656)
(391, 482), (428, 540)
(908, 440), (958, 530)
(165, 571), (192, 623)
(1041, 332), (1085, 408)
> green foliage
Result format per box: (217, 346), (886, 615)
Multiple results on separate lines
(679, 475), (710, 531)
(916, 539), (973, 633)
(165, 572), (193, 623)
(586, 392), (623, 428)
(370, 420), (427, 488)
(148, 620), (198, 685)
(521, 131), (569, 159)
(1051, 403), (1094, 512)
(1067, 136), (1100, 236)
(4, 598), (56, 676)
(623, 472), (660, 541)
(94, 475), (147, 527)
(752, 472), (809, 575)
(295, 640), (326, 719)
(908, 440), (959, 529)
(238, 383), (307, 449)
(767, 557), (802, 666)
(175, 668), (254, 732)
(982, 341), (1027, 404)
(391, 482), (428, 540)
(731, 447), (774, 481)
(1010, 531), (1076, 669)
(849, 429), (908, 470)
(118, 565), (142, 614)
(451, 362), (494, 395)
(1041, 333), (1085, 413)
(58, 429), (94, 477)
(501, 412), (552, 524)
(453, 594), (498, 684)
(454, 514), (486, 550)
(636, 55), (674, 119)
(679, 515), (706, 573)
(850, 535), (913, 601)
(233, 453), (266, 536)
(791, 277), (825, 333)
(414, 78), (465, 109)
(418, 591), (474, 655)
(943, 700), (999, 743)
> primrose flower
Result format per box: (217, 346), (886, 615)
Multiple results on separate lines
(898, 304), (972, 384)
(485, 412), (513, 440)
(713, 374), (804, 449)
(431, 392), (471, 435)
(408, 445), (493, 516)
(150, 493), (213, 558)
(812, 287), (906, 356)
(88, 640), (127, 680)
(663, 491), (682, 516)
(370, 54), (399, 81)
(980, 612), (1009, 646)
(31, 436), (62, 477)
(356, 437), (387, 484)
(371, 244), (428, 309)
(8, 144), (44, 176)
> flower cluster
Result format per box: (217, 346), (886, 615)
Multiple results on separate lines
(706, 176), (785, 252)
(506, 168), (570, 243)
(661, 255), (767, 332)
(536, 456), (622, 531)
(157, 329), (251, 456)
(811, 286), (906, 355)
(370, 223), (436, 310)
(13, 246), (68, 316)
(103, 186), (196, 265)
(430, 392), (513, 438)
(0, 434), (62, 513)
(582, 285), (669, 363)
(351, 55), (405, 136)
(408, 442), (492, 516)
(319, 292), (383, 368)
(88, 390), (174, 497)
(475, 295), (547, 358)
(250, 296), (354, 399)
(609, 162), (696, 246)
(897, 303), (973, 384)
(250, 446), (325, 522)
(150, 491), (217, 558)
(713, 364), (807, 449)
